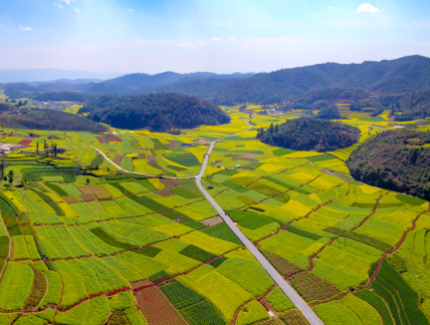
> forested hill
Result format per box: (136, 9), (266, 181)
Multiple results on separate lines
(0, 109), (107, 133)
(347, 129), (430, 200)
(257, 118), (360, 152)
(155, 55), (430, 105)
(80, 93), (231, 131)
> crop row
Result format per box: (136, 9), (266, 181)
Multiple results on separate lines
(325, 227), (392, 252)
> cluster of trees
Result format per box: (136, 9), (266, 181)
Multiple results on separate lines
(316, 104), (342, 119)
(80, 93), (231, 131)
(0, 109), (107, 133)
(257, 118), (360, 152)
(375, 89), (430, 121)
(347, 129), (430, 200)
(35, 92), (90, 102)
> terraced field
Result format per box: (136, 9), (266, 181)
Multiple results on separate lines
(0, 106), (429, 324)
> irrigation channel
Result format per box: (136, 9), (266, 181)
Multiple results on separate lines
(96, 118), (325, 325)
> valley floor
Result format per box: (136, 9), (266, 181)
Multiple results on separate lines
(0, 107), (429, 325)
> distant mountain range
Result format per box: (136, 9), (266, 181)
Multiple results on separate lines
(2, 71), (256, 98)
(3, 56), (430, 107)
(151, 55), (430, 105)
(104, 72), (255, 88)
(0, 69), (122, 83)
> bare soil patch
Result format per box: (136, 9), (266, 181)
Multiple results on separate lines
(78, 185), (111, 200)
(62, 196), (78, 204)
(81, 193), (96, 202)
(147, 155), (157, 165)
(130, 279), (152, 290)
(201, 216), (223, 227)
(113, 154), (124, 165)
(160, 179), (179, 188)
(97, 137), (106, 144)
(166, 141), (179, 148)
(195, 139), (211, 146)
(107, 135), (123, 142)
(135, 286), (187, 325)
(154, 189), (173, 197)
(232, 153), (258, 161)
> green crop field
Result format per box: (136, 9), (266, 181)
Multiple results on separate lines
(0, 106), (428, 325)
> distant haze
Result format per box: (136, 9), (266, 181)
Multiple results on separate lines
(0, 69), (123, 83)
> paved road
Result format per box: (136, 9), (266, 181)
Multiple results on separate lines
(94, 119), (324, 324)
(195, 121), (325, 325)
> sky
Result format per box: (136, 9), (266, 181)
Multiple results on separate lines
(0, 0), (430, 74)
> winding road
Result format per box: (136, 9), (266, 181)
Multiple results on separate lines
(96, 119), (324, 325)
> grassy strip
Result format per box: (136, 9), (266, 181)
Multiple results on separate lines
(107, 311), (131, 325)
(324, 227), (392, 252)
(160, 280), (205, 309)
(354, 289), (394, 325)
(280, 309), (309, 325)
(375, 260), (429, 325)
(24, 265), (48, 309)
(202, 223), (242, 246)
(179, 245), (216, 263)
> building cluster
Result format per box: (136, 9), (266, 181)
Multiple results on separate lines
(27, 100), (77, 110)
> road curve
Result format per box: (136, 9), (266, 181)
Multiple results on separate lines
(90, 146), (191, 180)
(195, 120), (325, 325)
(90, 120), (254, 180)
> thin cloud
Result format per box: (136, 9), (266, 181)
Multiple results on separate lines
(54, 3), (63, 9)
(74, 8), (80, 13)
(356, 4), (380, 14)
(178, 43), (193, 48)
(128, 9), (134, 12)
(19, 25), (32, 31)
(327, 6), (337, 10)
(178, 41), (207, 49)
(211, 37), (220, 41)
(227, 36), (237, 41)
(58, 0), (74, 4)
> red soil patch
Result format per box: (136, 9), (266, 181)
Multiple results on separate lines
(160, 179), (179, 188)
(81, 193), (96, 202)
(135, 286), (187, 325)
(62, 196), (78, 204)
(19, 139), (32, 146)
(97, 137), (106, 144)
(107, 136), (123, 142)
(78, 185), (111, 200)
(130, 279), (152, 290)
(335, 99), (351, 104)
(153, 189), (173, 197)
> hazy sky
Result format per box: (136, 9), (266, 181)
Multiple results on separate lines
(0, 0), (429, 74)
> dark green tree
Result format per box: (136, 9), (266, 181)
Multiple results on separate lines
(7, 170), (14, 186)
(0, 158), (5, 180)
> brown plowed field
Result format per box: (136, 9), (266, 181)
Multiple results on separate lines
(135, 286), (187, 325)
